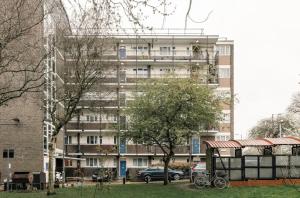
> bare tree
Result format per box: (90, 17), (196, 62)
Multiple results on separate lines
(0, 0), (172, 107)
(288, 92), (300, 114)
(0, 0), (51, 106)
(249, 115), (297, 138)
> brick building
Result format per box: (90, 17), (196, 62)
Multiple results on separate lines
(0, 0), (70, 183)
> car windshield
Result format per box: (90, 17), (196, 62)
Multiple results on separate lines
(195, 163), (206, 169)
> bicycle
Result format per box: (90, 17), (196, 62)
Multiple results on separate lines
(194, 171), (228, 189)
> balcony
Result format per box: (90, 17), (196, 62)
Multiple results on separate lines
(80, 145), (118, 154)
(65, 50), (218, 64)
(66, 145), (118, 154)
(66, 122), (116, 130)
(126, 145), (153, 154)
(126, 145), (190, 155)
(66, 144), (196, 155)
(66, 145), (78, 153)
(79, 100), (119, 107)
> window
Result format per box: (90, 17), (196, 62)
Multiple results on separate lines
(114, 136), (117, 144)
(217, 90), (231, 98)
(216, 135), (230, 141)
(44, 137), (48, 150)
(186, 47), (190, 55)
(65, 160), (73, 167)
(219, 68), (230, 78)
(172, 46), (176, 55)
(87, 136), (98, 144)
(86, 158), (98, 167)
(113, 158), (117, 167)
(186, 137), (190, 145)
(133, 158), (148, 167)
(99, 136), (102, 145)
(222, 113), (231, 123)
(160, 47), (171, 55)
(3, 149), (14, 158)
(45, 162), (49, 171)
(133, 67), (148, 78)
(132, 46), (148, 53)
(65, 136), (72, 144)
(216, 45), (231, 56)
(86, 115), (98, 122)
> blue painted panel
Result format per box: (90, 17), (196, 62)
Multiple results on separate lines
(119, 47), (126, 59)
(192, 138), (200, 154)
(119, 139), (126, 154)
(120, 160), (126, 177)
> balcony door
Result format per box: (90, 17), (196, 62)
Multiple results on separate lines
(192, 137), (200, 154)
(119, 46), (126, 59)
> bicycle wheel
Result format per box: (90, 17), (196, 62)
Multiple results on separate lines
(194, 176), (207, 189)
(213, 177), (227, 189)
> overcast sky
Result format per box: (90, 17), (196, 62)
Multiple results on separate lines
(148, 0), (300, 138)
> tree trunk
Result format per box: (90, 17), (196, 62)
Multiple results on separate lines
(163, 157), (171, 185)
(47, 140), (56, 195)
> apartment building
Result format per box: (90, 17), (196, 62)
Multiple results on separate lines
(64, 32), (234, 178)
(0, 0), (70, 183)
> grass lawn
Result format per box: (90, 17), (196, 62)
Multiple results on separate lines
(1, 182), (300, 198)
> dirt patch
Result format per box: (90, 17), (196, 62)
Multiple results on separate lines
(174, 182), (200, 192)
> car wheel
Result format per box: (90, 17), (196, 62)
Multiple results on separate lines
(173, 174), (180, 181)
(144, 175), (151, 183)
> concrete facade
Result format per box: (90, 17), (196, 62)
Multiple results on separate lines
(63, 34), (234, 178)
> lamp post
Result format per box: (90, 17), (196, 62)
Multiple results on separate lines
(279, 120), (283, 138)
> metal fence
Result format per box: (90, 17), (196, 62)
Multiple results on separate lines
(213, 155), (300, 181)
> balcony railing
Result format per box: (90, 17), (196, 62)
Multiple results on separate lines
(66, 144), (193, 155)
(66, 145), (118, 154)
(66, 122), (116, 130)
(66, 49), (218, 64)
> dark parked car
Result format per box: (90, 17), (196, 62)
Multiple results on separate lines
(137, 167), (184, 183)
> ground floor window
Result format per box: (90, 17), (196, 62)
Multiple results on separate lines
(3, 149), (14, 158)
(113, 158), (117, 167)
(86, 158), (98, 167)
(65, 159), (73, 167)
(133, 158), (148, 167)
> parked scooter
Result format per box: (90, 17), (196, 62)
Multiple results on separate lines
(55, 172), (63, 183)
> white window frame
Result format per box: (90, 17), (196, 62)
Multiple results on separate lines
(65, 136), (72, 145)
(219, 68), (230, 78)
(133, 158), (148, 167)
(222, 113), (231, 123)
(99, 136), (102, 145)
(86, 115), (98, 122)
(217, 45), (231, 56)
(86, 158), (98, 167)
(87, 136), (98, 144)
(160, 46), (171, 56)
(216, 135), (230, 141)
